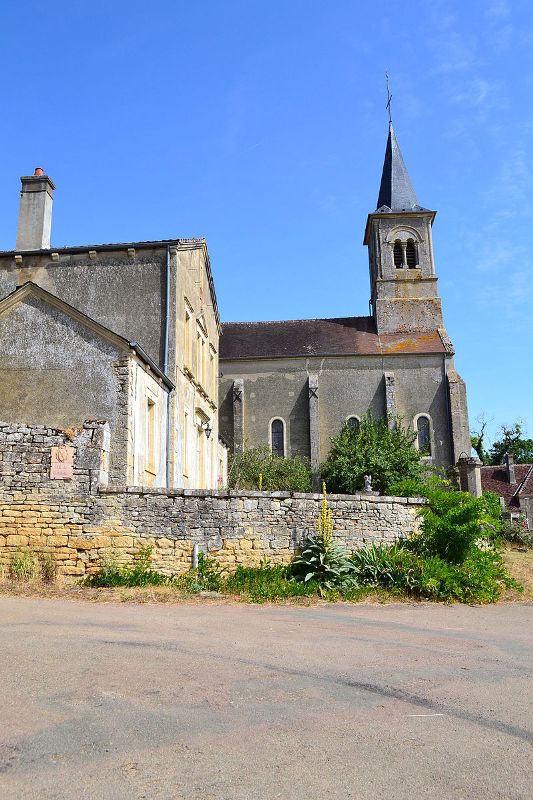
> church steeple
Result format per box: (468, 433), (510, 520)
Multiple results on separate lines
(364, 120), (443, 334)
(376, 123), (420, 213)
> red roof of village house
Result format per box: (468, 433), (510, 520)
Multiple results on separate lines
(480, 464), (533, 508)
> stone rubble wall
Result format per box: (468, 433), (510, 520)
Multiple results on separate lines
(0, 422), (423, 580)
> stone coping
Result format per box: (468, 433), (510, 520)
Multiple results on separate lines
(97, 485), (425, 504)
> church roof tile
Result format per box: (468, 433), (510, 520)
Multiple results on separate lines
(220, 317), (446, 360)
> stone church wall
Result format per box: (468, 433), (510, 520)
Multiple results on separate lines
(0, 421), (422, 580)
(220, 352), (454, 468)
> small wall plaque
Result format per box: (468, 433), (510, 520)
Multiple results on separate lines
(50, 445), (75, 480)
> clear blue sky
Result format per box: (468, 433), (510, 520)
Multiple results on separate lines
(0, 0), (531, 448)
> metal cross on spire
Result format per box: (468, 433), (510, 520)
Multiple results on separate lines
(385, 71), (393, 125)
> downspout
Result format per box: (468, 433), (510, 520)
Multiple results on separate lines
(164, 245), (172, 488)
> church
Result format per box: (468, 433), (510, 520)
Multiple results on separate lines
(0, 120), (470, 492)
(219, 123), (471, 486)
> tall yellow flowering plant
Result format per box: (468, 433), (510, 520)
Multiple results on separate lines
(292, 482), (358, 592)
(318, 481), (333, 547)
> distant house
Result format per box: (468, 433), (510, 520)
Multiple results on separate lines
(481, 454), (533, 531)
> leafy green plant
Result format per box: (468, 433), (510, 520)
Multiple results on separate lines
(10, 550), (38, 580)
(85, 546), (171, 587)
(350, 541), (519, 602)
(292, 484), (358, 592)
(189, 551), (223, 592)
(409, 486), (502, 564)
(321, 413), (422, 495)
(228, 446), (312, 492)
(224, 561), (315, 602)
(388, 477), (427, 498)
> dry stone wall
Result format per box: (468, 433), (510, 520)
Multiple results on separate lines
(0, 421), (422, 580)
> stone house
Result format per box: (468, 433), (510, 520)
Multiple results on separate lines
(481, 454), (533, 530)
(0, 169), (227, 489)
(219, 123), (471, 486)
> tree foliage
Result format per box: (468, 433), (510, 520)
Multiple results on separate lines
(487, 423), (533, 465)
(470, 415), (490, 463)
(320, 413), (422, 495)
(227, 446), (312, 492)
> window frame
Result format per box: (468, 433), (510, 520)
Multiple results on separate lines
(145, 394), (158, 477)
(413, 413), (433, 458)
(346, 415), (361, 432)
(184, 298), (193, 371)
(269, 417), (286, 458)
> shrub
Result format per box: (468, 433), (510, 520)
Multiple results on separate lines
(388, 477), (428, 498)
(350, 541), (518, 602)
(292, 484), (358, 592)
(410, 486), (502, 564)
(500, 519), (533, 548)
(320, 413), (422, 495)
(10, 550), (38, 580)
(228, 446), (312, 492)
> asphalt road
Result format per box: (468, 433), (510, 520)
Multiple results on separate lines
(0, 597), (531, 800)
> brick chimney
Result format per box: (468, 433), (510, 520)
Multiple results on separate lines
(16, 167), (55, 250)
(505, 452), (516, 484)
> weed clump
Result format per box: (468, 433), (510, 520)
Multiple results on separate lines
(10, 550), (38, 581)
(84, 546), (171, 588)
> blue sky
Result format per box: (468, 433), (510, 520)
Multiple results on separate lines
(0, 0), (531, 447)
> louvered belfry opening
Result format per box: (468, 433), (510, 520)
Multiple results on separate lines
(393, 240), (403, 268)
(406, 239), (417, 268)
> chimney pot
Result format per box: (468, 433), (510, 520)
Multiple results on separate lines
(34, 167), (44, 176)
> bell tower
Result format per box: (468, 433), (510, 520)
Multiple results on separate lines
(364, 123), (444, 333)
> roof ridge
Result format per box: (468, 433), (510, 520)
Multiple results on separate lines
(0, 237), (207, 255)
(222, 315), (374, 326)
(512, 463), (533, 498)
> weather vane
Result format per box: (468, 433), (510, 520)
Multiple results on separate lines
(385, 71), (393, 125)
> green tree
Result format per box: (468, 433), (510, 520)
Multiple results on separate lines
(320, 413), (422, 495)
(227, 446), (312, 492)
(488, 423), (533, 465)
(470, 415), (490, 463)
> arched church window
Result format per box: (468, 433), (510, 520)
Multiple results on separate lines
(406, 239), (417, 268)
(416, 415), (431, 455)
(393, 240), (403, 268)
(346, 416), (360, 433)
(271, 419), (285, 458)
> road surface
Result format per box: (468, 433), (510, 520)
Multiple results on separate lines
(0, 597), (531, 799)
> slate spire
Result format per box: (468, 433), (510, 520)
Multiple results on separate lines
(375, 123), (420, 212)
